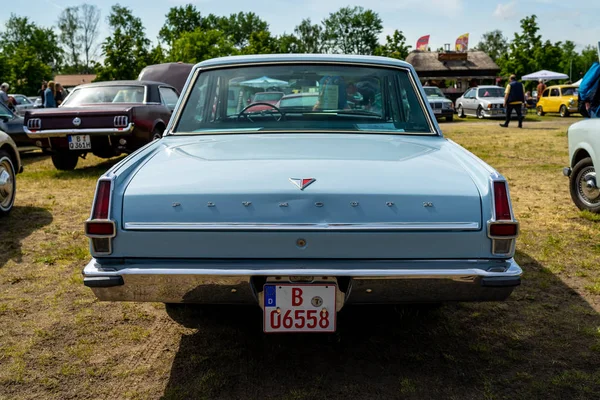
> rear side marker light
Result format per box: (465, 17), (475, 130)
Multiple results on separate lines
(493, 181), (512, 220)
(92, 180), (111, 219)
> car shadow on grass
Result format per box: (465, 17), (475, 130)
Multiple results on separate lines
(0, 206), (52, 268)
(161, 251), (600, 400)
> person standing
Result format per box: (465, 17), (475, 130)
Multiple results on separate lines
(536, 79), (546, 101)
(44, 81), (56, 108)
(0, 83), (10, 107)
(38, 81), (47, 107)
(500, 74), (525, 128)
(54, 83), (64, 106)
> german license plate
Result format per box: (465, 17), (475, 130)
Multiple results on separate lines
(263, 284), (336, 333)
(68, 135), (91, 150)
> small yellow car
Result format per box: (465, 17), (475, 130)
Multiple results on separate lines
(536, 85), (579, 117)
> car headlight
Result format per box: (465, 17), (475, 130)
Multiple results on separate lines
(569, 99), (575, 106)
(443, 102), (451, 109)
(487, 104), (492, 109)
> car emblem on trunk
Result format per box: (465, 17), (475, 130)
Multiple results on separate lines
(72, 117), (81, 126)
(289, 178), (315, 190)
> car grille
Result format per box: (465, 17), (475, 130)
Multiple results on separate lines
(114, 116), (128, 127)
(27, 118), (41, 130)
(431, 103), (442, 109)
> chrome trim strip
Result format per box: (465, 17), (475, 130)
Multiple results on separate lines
(25, 123), (134, 138)
(83, 258), (522, 278)
(123, 221), (480, 231)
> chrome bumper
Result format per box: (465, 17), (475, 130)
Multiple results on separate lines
(24, 123), (134, 138)
(83, 258), (522, 306)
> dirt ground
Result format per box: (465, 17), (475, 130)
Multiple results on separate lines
(1, 116), (599, 399)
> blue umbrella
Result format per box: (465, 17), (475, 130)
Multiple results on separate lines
(239, 76), (289, 89)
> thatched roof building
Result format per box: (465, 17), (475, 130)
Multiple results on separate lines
(406, 51), (500, 80)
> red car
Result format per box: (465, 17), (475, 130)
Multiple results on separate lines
(24, 81), (180, 170)
(245, 92), (285, 112)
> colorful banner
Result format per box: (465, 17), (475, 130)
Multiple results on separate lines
(455, 33), (469, 52)
(416, 35), (430, 51)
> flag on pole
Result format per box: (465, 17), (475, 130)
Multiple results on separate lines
(416, 35), (430, 51)
(455, 33), (469, 52)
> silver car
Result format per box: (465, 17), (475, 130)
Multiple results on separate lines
(8, 94), (35, 116)
(455, 86), (526, 119)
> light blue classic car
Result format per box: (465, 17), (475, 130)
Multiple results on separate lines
(83, 54), (521, 333)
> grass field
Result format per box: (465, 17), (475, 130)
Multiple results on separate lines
(1, 116), (600, 399)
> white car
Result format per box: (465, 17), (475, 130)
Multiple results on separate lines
(0, 129), (22, 214)
(564, 119), (600, 212)
(8, 94), (35, 115)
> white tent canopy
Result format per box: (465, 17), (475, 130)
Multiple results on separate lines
(238, 76), (289, 89)
(522, 70), (569, 81)
(573, 78), (582, 87)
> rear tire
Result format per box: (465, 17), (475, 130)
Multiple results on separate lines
(51, 152), (79, 171)
(536, 106), (545, 116)
(151, 127), (164, 141)
(0, 150), (16, 215)
(560, 105), (570, 118)
(569, 157), (600, 213)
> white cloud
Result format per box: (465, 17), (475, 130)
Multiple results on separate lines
(494, 1), (518, 20)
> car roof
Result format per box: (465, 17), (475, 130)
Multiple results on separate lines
(195, 54), (413, 70)
(546, 85), (577, 89)
(475, 85), (502, 89)
(71, 80), (174, 90)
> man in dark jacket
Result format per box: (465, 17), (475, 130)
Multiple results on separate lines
(500, 74), (525, 128)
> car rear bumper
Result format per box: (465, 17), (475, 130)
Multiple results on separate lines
(83, 258), (522, 306)
(24, 123), (134, 138)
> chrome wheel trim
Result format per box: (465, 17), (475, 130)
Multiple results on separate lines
(577, 166), (600, 207)
(560, 105), (567, 117)
(0, 157), (15, 210)
(476, 107), (483, 119)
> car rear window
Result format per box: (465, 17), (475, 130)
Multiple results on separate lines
(62, 86), (146, 106)
(174, 63), (433, 135)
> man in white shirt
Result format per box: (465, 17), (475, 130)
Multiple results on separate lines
(0, 83), (9, 107)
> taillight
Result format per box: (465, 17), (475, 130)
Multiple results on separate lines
(493, 181), (512, 220)
(488, 180), (518, 255)
(92, 180), (111, 219)
(86, 179), (115, 254)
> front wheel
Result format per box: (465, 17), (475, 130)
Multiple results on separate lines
(457, 105), (465, 118)
(560, 105), (570, 118)
(0, 150), (16, 215)
(51, 152), (79, 171)
(570, 157), (600, 213)
(476, 106), (484, 119)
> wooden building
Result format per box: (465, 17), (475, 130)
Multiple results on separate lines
(52, 74), (97, 89)
(406, 50), (501, 101)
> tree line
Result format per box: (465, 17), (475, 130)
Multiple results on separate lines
(0, 4), (596, 95)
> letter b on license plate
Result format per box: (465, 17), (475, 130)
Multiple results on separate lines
(68, 135), (91, 150)
(263, 284), (336, 333)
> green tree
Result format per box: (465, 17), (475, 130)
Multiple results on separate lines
(534, 40), (563, 73)
(9, 47), (52, 94)
(242, 31), (278, 55)
(57, 6), (81, 71)
(158, 5), (202, 48)
(277, 34), (301, 53)
(294, 19), (324, 53)
(96, 5), (151, 81)
(149, 44), (167, 64)
(374, 30), (411, 60)
(322, 6), (383, 55)
(474, 30), (508, 62)
(221, 12), (268, 49)
(502, 15), (542, 77)
(170, 29), (238, 64)
(0, 14), (62, 70)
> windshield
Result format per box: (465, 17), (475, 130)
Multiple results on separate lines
(174, 64), (433, 135)
(561, 87), (577, 96)
(62, 85), (145, 106)
(478, 88), (504, 98)
(424, 87), (445, 98)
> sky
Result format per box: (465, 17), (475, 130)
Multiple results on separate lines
(2, 0), (599, 55)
